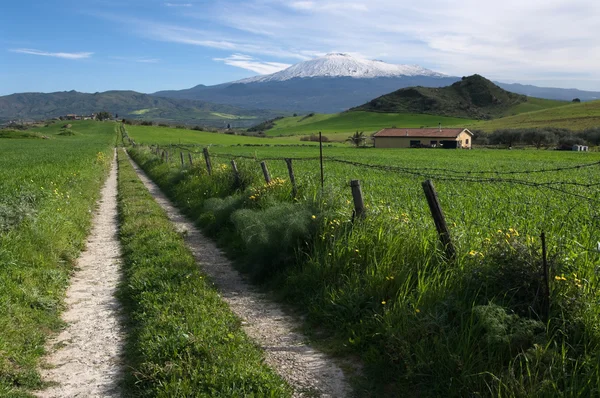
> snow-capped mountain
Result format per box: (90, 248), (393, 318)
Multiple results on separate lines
(154, 53), (599, 113)
(238, 53), (446, 83)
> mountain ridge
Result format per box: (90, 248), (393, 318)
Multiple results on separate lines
(0, 90), (284, 127)
(154, 54), (600, 113)
(236, 53), (446, 83)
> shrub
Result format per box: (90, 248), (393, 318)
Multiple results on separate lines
(300, 134), (329, 142)
(231, 203), (314, 280)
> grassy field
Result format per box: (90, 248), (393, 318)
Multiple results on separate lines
(472, 100), (600, 131)
(124, 124), (340, 146)
(0, 120), (115, 397)
(256, 98), (593, 137)
(116, 149), (290, 397)
(126, 123), (600, 397)
(264, 111), (474, 136)
(504, 97), (567, 115)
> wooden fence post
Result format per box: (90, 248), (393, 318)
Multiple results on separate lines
(188, 152), (193, 166)
(350, 180), (365, 218)
(319, 132), (324, 189)
(541, 232), (550, 320)
(421, 180), (455, 259)
(203, 147), (212, 175)
(161, 151), (165, 162)
(231, 160), (240, 186)
(180, 151), (185, 168)
(285, 158), (298, 198)
(165, 151), (169, 163)
(261, 161), (272, 184)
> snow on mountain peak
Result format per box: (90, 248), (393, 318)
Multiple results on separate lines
(237, 53), (446, 83)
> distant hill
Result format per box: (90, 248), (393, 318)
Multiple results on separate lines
(0, 90), (284, 127)
(349, 75), (565, 119)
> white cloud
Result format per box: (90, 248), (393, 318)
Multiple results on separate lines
(10, 48), (93, 59)
(165, 2), (192, 7)
(214, 54), (291, 74)
(110, 56), (160, 63)
(97, 0), (600, 89)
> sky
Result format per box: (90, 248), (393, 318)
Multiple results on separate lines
(1, 0), (600, 95)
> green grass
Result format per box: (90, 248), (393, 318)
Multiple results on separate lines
(504, 97), (567, 116)
(124, 124), (334, 146)
(472, 100), (600, 131)
(264, 111), (474, 136)
(125, 123), (600, 396)
(0, 120), (115, 397)
(116, 149), (291, 397)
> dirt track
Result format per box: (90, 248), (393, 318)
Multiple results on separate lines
(37, 150), (124, 398)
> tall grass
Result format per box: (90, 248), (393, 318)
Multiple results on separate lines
(116, 150), (291, 397)
(127, 139), (600, 397)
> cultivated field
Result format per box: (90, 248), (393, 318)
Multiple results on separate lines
(473, 100), (600, 131)
(126, 123), (600, 396)
(0, 121), (115, 396)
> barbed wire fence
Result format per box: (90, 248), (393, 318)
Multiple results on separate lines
(138, 139), (600, 318)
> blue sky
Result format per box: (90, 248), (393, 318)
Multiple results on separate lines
(1, 0), (599, 95)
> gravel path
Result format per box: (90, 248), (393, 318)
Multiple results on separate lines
(37, 149), (124, 398)
(126, 151), (352, 398)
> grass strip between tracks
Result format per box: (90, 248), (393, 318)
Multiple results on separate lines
(116, 149), (291, 397)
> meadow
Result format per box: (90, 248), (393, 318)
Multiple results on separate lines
(0, 121), (115, 397)
(469, 100), (600, 131)
(249, 100), (600, 138)
(264, 111), (474, 136)
(126, 123), (600, 397)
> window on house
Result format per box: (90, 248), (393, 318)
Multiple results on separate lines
(430, 140), (437, 146)
(410, 140), (421, 147)
(466, 139), (470, 145)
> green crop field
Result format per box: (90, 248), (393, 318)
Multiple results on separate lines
(124, 124), (340, 146)
(264, 111), (474, 136)
(0, 121), (115, 396)
(127, 123), (600, 397)
(472, 100), (600, 131)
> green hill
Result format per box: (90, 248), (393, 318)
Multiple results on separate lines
(471, 99), (600, 131)
(350, 75), (565, 120)
(0, 91), (285, 127)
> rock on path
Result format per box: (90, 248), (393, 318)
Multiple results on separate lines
(126, 150), (352, 398)
(37, 149), (124, 398)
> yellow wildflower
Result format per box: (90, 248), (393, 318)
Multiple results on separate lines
(381, 301), (386, 305)
(311, 215), (316, 220)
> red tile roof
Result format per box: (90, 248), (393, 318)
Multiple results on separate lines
(374, 128), (471, 138)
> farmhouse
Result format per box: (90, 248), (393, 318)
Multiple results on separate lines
(373, 128), (473, 149)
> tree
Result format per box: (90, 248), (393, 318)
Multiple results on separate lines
(346, 131), (366, 147)
(96, 111), (111, 121)
(572, 98), (581, 103)
(522, 129), (556, 149)
(489, 129), (522, 148)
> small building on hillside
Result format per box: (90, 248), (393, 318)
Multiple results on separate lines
(373, 128), (473, 149)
